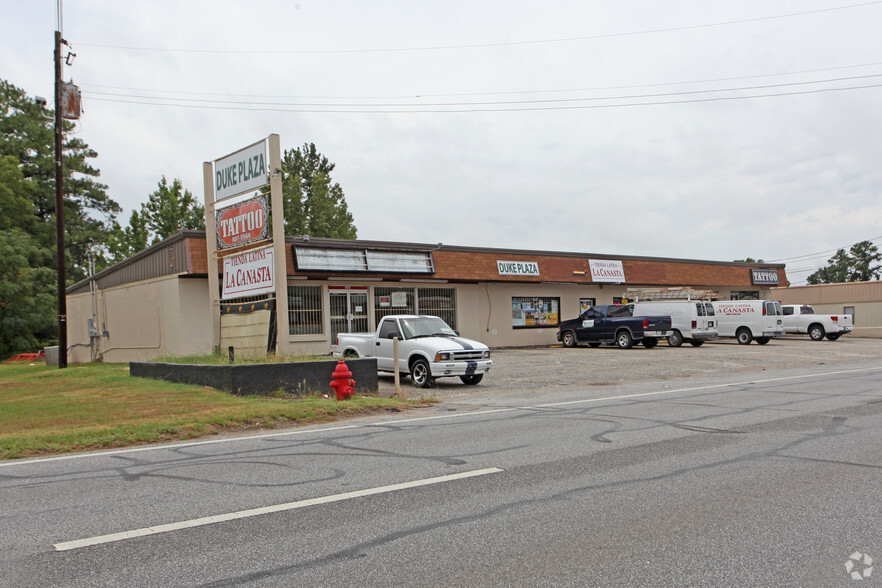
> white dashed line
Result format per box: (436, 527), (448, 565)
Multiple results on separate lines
(53, 467), (503, 551)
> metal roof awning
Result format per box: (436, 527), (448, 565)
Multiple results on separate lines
(293, 245), (435, 274)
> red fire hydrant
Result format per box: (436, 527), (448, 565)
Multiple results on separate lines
(329, 360), (356, 400)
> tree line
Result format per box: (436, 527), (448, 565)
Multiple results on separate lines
(735, 244), (881, 285)
(0, 78), (357, 359)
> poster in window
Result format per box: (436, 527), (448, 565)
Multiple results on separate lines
(579, 298), (595, 313)
(512, 297), (560, 328)
(391, 291), (408, 307)
(512, 301), (526, 327)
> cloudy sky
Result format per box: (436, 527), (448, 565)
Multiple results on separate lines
(4, 1), (882, 284)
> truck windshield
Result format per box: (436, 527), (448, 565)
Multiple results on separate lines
(400, 317), (457, 338)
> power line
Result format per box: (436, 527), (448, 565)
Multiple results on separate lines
(768, 235), (882, 262)
(84, 81), (882, 113)
(71, 1), (882, 55)
(77, 61), (882, 102)
(84, 72), (882, 108)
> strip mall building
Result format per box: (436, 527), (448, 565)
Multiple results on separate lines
(65, 231), (788, 363)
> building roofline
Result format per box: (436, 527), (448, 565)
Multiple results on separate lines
(287, 235), (786, 269)
(67, 231), (201, 294)
(69, 230), (785, 294)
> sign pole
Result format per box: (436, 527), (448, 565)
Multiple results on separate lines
(203, 161), (221, 351)
(268, 134), (289, 357)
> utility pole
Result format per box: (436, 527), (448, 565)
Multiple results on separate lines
(54, 29), (68, 368)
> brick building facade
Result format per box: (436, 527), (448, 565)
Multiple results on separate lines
(66, 232), (786, 362)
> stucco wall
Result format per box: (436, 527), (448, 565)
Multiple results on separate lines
(67, 275), (213, 363)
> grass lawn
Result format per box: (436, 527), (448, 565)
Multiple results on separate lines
(0, 361), (430, 460)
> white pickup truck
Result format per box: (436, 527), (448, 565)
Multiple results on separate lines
(781, 304), (853, 341)
(333, 315), (492, 388)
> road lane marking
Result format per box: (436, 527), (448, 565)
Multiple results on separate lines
(6, 365), (881, 469)
(53, 467), (503, 551)
(531, 366), (882, 409)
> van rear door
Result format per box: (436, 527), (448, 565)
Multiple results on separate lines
(703, 302), (715, 330)
(763, 301), (782, 334)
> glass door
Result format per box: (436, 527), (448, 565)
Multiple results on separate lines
(330, 290), (369, 344)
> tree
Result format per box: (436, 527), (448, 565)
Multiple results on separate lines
(0, 78), (121, 283)
(847, 240), (882, 281)
(0, 78), (124, 356)
(141, 176), (204, 243)
(806, 241), (881, 284)
(0, 230), (57, 360)
(0, 154), (34, 232)
(106, 176), (204, 262)
(733, 257), (764, 263)
(107, 209), (149, 261)
(278, 143), (357, 239)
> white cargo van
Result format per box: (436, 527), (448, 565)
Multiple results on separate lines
(711, 300), (784, 345)
(630, 301), (718, 347)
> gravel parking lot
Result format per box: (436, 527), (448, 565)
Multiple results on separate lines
(377, 335), (882, 400)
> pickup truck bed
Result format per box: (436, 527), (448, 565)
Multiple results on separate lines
(556, 304), (673, 349)
(333, 315), (492, 388)
(781, 304), (852, 341)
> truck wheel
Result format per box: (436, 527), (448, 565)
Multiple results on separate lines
(616, 330), (634, 349)
(809, 324), (826, 341)
(460, 374), (483, 385)
(642, 337), (658, 348)
(667, 330), (683, 347)
(826, 333), (841, 341)
(736, 328), (753, 345)
(561, 331), (577, 348)
(689, 341), (704, 347)
(343, 349), (358, 358)
(755, 337), (770, 345)
(410, 358), (435, 388)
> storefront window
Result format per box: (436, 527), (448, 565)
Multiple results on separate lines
(287, 285), (323, 335)
(730, 291), (760, 300)
(373, 287), (458, 330)
(579, 298), (596, 313)
(511, 296), (560, 329)
(374, 287), (415, 323)
(417, 288), (457, 330)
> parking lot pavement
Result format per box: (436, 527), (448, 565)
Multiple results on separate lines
(375, 336), (882, 400)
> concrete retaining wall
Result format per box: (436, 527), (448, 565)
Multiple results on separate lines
(129, 358), (379, 396)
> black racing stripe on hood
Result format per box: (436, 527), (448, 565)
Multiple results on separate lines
(448, 337), (473, 350)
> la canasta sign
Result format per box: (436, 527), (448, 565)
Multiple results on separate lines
(216, 195), (268, 250)
(222, 246), (275, 299)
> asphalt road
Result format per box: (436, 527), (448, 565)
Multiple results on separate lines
(2, 336), (880, 586)
(378, 334), (882, 399)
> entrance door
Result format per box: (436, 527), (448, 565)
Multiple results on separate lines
(330, 289), (369, 344)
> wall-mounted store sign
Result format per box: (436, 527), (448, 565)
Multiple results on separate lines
(589, 259), (625, 283)
(497, 260), (540, 276)
(216, 195), (268, 250)
(222, 246), (275, 300)
(213, 139), (268, 202)
(751, 269), (780, 285)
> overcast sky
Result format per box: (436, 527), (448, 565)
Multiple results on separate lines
(4, 1), (882, 285)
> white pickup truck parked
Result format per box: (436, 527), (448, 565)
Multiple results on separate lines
(781, 304), (853, 341)
(333, 315), (492, 388)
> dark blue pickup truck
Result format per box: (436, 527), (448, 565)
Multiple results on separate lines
(556, 304), (673, 349)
